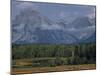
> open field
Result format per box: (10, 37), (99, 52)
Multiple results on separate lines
(12, 64), (96, 74)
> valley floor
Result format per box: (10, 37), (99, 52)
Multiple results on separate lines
(12, 64), (96, 74)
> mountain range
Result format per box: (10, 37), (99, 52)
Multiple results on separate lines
(12, 9), (96, 44)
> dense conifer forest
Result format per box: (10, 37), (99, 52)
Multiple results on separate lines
(12, 43), (96, 68)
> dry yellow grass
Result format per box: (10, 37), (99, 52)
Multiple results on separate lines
(12, 64), (96, 74)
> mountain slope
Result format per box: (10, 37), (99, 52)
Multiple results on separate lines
(12, 9), (96, 44)
(68, 17), (92, 28)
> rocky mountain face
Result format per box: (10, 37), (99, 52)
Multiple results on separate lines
(12, 9), (96, 44)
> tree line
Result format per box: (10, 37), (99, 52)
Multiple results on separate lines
(12, 43), (96, 65)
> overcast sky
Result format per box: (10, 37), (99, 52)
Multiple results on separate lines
(11, 1), (96, 22)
